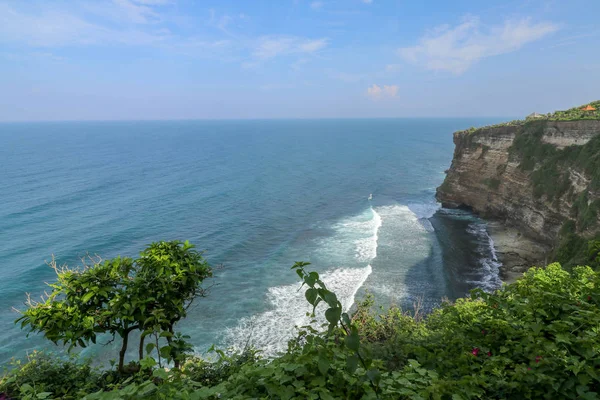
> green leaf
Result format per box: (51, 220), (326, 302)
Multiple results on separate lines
(345, 330), (360, 352)
(159, 345), (172, 358)
(323, 292), (338, 308)
(153, 368), (169, 380)
(341, 313), (351, 326)
(305, 288), (318, 306)
(366, 368), (381, 386)
(146, 342), (156, 354)
(140, 356), (157, 369)
(318, 355), (330, 375)
(81, 292), (94, 303)
(346, 354), (359, 373)
(325, 307), (342, 327)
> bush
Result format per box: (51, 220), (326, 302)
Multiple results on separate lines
(0, 352), (102, 399)
(7, 258), (600, 399)
(355, 264), (600, 399)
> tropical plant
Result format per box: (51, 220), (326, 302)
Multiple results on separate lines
(15, 241), (212, 372)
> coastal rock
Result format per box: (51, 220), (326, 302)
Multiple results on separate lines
(436, 119), (600, 275)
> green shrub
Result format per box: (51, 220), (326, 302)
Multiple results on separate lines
(354, 264), (600, 399)
(0, 351), (102, 399)
(16, 241), (213, 372)
(8, 254), (600, 399)
(83, 264), (600, 399)
(179, 347), (260, 387)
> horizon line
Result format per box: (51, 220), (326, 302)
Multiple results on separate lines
(0, 116), (519, 124)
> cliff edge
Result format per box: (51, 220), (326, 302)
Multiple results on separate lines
(436, 102), (600, 278)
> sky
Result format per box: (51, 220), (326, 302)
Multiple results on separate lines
(0, 0), (599, 121)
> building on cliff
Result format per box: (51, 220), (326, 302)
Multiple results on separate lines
(526, 112), (544, 119)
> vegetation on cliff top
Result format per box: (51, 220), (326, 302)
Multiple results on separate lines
(3, 242), (600, 399)
(460, 100), (600, 135)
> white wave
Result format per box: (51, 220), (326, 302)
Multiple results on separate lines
(317, 206), (382, 265)
(224, 265), (372, 357)
(368, 206), (431, 295)
(223, 206), (384, 356)
(353, 208), (382, 262)
(466, 223), (502, 291)
(375, 204), (430, 249)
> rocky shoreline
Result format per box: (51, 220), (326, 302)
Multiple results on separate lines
(486, 221), (549, 284)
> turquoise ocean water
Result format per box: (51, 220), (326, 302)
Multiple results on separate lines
(0, 118), (505, 363)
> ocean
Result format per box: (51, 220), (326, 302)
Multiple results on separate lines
(0, 118), (505, 363)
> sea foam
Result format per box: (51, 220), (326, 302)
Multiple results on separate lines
(224, 265), (372, 357)
(466, 223), (502, 291)
(224, 206), (381, 357)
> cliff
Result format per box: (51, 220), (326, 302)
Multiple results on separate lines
(436, 104), (600, 276)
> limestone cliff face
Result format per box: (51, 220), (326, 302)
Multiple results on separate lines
(436, 120), (600, 247)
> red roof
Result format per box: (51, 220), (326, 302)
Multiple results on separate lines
(582, 105), (597, 111)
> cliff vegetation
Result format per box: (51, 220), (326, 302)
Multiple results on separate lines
(460, 100), (600, 133)
(437, 101), (600, 272)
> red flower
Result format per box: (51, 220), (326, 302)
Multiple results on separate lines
(535, 356), (542, 363)
(588, 296), (592, 301)
(527, 367), (531, 371)
(472, 347), (480, 356)
(487, 352), (492, 357)
(481, 330), (486, 335)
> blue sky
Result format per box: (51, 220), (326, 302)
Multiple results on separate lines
(0, 0), (598, 121)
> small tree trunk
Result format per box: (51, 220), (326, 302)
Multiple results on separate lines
(155, 333), (162, 368)
(139, 334), (145, 361)
(167, 324), (180, 369)
(119, 330), (130, 372)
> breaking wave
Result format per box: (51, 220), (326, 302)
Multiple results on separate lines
(466, 222), (502, 291)
(224, 206), (381, 357)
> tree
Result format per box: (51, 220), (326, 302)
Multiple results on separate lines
(133, 241), (213, 368)
(16, 241), (212, 372)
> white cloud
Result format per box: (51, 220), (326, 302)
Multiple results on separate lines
(112, 0), (160, 24)
(0, 2), (325, 66)
(398, 16), (559, 74)
(385, 64), (401, 72)
(366, 84), (398, 100)
(330, 71), (364, 83)
(131, 0), (171, 4)
(0, 2), (238, 55)
(291, 58), (309, 71)
(259, 83), (296, 91)
(310, 2), (324, 10)
(253, 36), (328, 59)
(0, 2), (175, 47)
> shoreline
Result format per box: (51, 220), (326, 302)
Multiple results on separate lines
(486, 221), (550, 284)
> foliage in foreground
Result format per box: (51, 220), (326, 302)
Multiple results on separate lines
(5, 260), (600, 399)
(15, 241), (212, 372)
